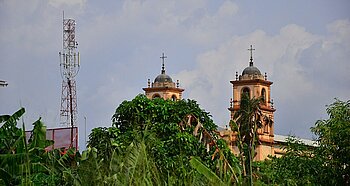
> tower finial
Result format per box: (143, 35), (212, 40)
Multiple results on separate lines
(247, 45), (255, 66)
(160, 52), (167, 74)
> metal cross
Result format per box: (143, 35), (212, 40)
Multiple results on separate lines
(160, 52), (167, 73)
(248, 45), (255, 63)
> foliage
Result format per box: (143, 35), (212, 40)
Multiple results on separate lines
(0, 108), (78, 185)
(0, 108), (51, 185)
(257, 99), (350, 185)
(82, 130), (163, 186)
(2, 98), (237, 185)
(190, 157), (226, 186)
(256, 137), (320, 185)
(112, 94), (219, 167)
(230, 93), (266, 185)
(110, 131), (162, 185)
(0, 108), (30, 185)
(0, 108), (25, 154)
(87, 126), (121, 170)
(77, 129), (210, 186)
(5, 97), (348, 185)
(311, 99), (350, 185)
(190, 146), (243, 186)
(88, 94), (238, 184)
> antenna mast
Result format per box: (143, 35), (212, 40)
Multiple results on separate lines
(59, 12), (80, 147)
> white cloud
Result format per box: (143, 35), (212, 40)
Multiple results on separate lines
(1, 0), (349, 141)
(324, 19), (350, 49)
(218, 0), (238, 17)
(175, 20), (349, 138)
(48, 0), (86, 8)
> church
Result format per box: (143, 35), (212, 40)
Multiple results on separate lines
(220, 45), (276, 160)
(142, 47), (313, 160)
(143, 53), (184, 101)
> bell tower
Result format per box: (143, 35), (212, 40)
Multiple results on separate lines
(228, 45), (276, 160)
(143, 53), (184, 100)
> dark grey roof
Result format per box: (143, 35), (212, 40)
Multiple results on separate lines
(242, 66), (261, 76)
(154, 73), (173, 83)
(242, 45), (262, 76)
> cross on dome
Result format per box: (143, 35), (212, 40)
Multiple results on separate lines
(160, 52), (167, 74)
(247, 45), (255, 66)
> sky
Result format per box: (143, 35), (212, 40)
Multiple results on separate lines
(1, 0), (349, 147)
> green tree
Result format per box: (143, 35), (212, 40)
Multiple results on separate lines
(87, 126), (121, 171)
(189, 139), (243, 185)
(230, 93), (265, 185)
(0, 108), (60, 185)
(256, 137), (320, 185)
(258, 99), (350, 185)
(88, 94), (236, 184)
(0, 108), (83, 185)
(311, 99), (350, 185)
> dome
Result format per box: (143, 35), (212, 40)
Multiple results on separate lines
(242, 66), (261, 76)
(154, 73), (173, 83)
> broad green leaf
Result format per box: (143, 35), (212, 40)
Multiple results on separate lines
(190, 157), (226, 186)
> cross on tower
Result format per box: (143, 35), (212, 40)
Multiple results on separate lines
(248, 45), (255, 66)
(160, 52), (167, 74)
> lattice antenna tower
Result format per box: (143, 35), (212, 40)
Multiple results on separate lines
(59, 12), (80, 130)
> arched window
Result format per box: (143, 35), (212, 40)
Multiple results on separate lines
(171, 95), (177, 101)
(242, 87), (250, 98)
(152, 94), (161, 99)
(261, 88), (266, 103)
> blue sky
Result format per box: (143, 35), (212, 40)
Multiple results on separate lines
(1, 0), (349, 147)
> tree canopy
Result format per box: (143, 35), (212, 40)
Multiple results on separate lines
(257, 99), (350, 185)
(88, 94), (237, 184)
(2, 95), (348, 185)
(311, 99), (350, 184)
